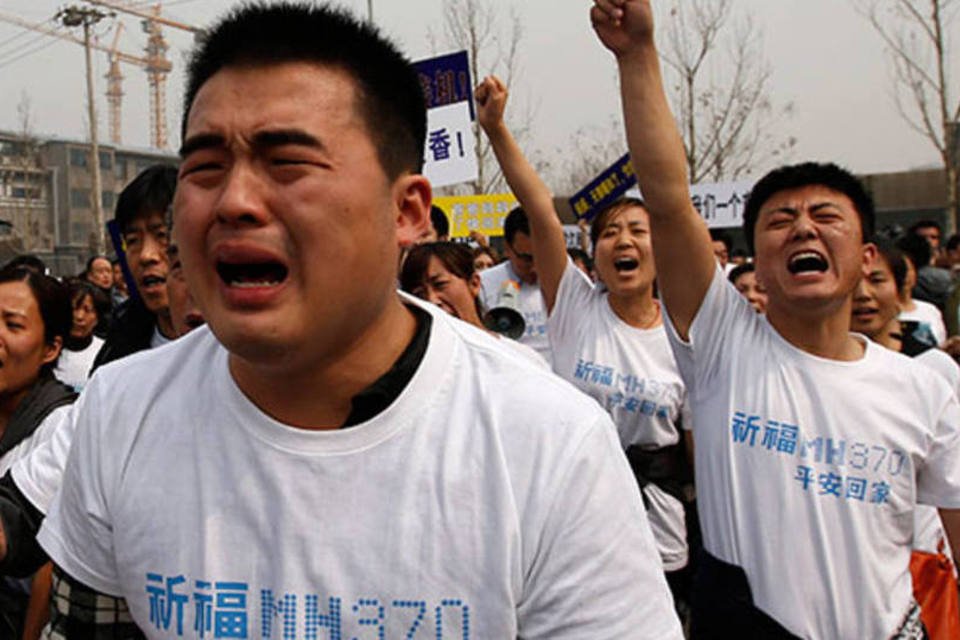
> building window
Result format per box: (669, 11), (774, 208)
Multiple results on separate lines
(71, 222), (91, 245)
(102, 191), (115, 210)
(99, 151), (112, 170)
(69, 148), (88, 167)
(70, 188), (90, 209)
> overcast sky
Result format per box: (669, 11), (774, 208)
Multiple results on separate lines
(0, 0), (956, 185)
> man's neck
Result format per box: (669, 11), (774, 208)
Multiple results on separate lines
(156, 310), (176, 340)
(766, 298), (864, 361)
(228, 295), (419, 430)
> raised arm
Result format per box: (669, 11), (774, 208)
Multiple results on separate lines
(476, 75), (568, 313)
(591, 0), (716, 338)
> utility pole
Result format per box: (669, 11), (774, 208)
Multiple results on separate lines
(57, 5), (110, 254)
(367, 0), (373, 22)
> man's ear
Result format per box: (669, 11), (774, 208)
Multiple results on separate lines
(862, 242), (878, 278)
(393, 173), (432, 248)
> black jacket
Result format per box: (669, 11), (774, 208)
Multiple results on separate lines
(90, 297), (158, 374)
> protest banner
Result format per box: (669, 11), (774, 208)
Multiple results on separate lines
(434, 193), (518, 239)
(414, 50), (475, 119)
(423, 101), (478, 188)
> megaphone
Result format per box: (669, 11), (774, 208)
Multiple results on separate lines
(483, 279), (526, 340)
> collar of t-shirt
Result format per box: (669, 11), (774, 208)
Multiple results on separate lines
(150, 325), (172, 349)
(342, 305), (432, 428)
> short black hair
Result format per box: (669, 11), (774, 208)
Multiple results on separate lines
(0, 265), (70, 374)
(897, 233), (931, 273)
(430, 206), (450, 239)
(909, 219), (942, 235)
(4, 254), (47, 275)
(742, 162), (875, 254)
(84, 254), (111, 276)
(710, 229), (732, 252)
(946, 233), (960, 252)
(873, 236), (908, 292)
(115, 165), (178, 234)
(182, 2), (425, 179)
(567, 247), (593, 271)
(504, 207), (531, 246)
(728, 262), (756, 285)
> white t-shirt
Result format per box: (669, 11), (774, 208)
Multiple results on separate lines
(900, 299), (947, 346)
(664, 267), (960, 639)
(479, 261), (551, 363)
(549, 258), (691, 571)
(39, 303), (681, 639)
(53, 336), (104, 392)
(913, 347), (960, 556)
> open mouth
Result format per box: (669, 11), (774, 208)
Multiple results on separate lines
(216, 261), (289, 288)
(787, 251), (828, 274)
(614, 257), (639, 273)
(139, 274), (167, 292)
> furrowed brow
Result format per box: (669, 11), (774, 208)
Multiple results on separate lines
(179, 133), (226, 158)
(251, 129), (325, 152)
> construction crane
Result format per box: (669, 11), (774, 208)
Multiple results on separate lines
(0, 10), (169, 147)
(84, 2), (202, 149)
(105, 22), (124, 144)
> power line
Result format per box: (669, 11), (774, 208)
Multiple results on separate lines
(0, 29), (50, 59)
(0, 34), (63, 70)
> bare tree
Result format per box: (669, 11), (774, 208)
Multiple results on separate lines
(542, 116), (627, 195)
(429, 0), (528, 195)
(657, 0), (795, 184)
(14, 92), (45, 251)
(856, 0), (960, 232)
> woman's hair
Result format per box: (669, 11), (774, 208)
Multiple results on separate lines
(472, 245), (497, 264)
(68, 280), (110, 325)
(400, 242), (484, 318)
(873, 236), (908, 292)
(589, 197), (646, 255)
(0, 265), (71, 374)
(728, 262), (756, 285)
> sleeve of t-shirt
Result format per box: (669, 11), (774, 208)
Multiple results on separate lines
(516, 413), (683, 639)
(11, 404), (77, 515)
(662, 265), (758, 397)
(547, 257), (596, 346)
(916, 389), (960, 509)
(36, 377), (124, 597)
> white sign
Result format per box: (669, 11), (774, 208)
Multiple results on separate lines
(625, 179), (753, 228)
(422, 101), (478, 188)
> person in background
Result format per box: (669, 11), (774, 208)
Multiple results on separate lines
(728, 262), (767, 314)
(900, 232), (952, 313)
(91, 165), (177, 372)
(850, 237), (960, 639)
(472, 245), (497, 272)
(109, 258), (128, 308)
(52, 282), (107, 392)
(567, 247), (594, 279)
(0, 266), (74, 639)
(418, 205), (450, 243)
(896, 237), (947, 346)
(401, 242), (547, 368)
(477, 73), (694, 618)
(82, 256), (112, 294)
(478, 207), (552, 363)
(709, 229), (732, 274)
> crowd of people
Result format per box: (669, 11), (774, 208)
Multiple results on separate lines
(0, 0), (954, 638)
